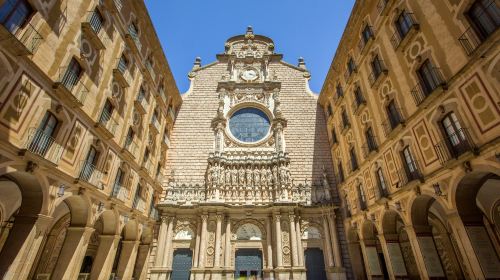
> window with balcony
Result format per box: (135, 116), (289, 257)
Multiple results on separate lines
(440, 112), (472, 158)
(0, 0), (34, 33)
(125, 128), (134, 148)
(354, 86), (365, 107)
(118, 54), (129, 73)
(80, 146), (99, 181)
(336, 83), (344, 99)
(417, 60), (442, 96)
(371, 55), (385, 80)
(112, 168), (124, 196)
(357, 184), (367, 210)
(362, 24), (374, 44)
(468, 0), (500, 40)
(376, 168), (388, 198)
(365, 127), (377, 153)
(100, 100), (114, 124)
(338, 162), (345, 183)
(144, 148), (150, 163)
(331, 127), (338, 145)
(401, 146), (420, 181)
(29, 111), (59, 156)
(350, 147), (359, 172)
(347, 57), (357, 75)
(395, 10), (414, 38)
(61, 58), (83, 91)
(129, 21), (139, 38)
(386, 100), (403, 130)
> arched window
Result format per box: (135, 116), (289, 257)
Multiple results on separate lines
(236, 223), (262, 240)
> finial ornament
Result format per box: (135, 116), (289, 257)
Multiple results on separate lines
(245, 26), (255, 39)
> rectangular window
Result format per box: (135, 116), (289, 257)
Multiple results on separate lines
(100, 100), (113, 124)
(327, 104), (333, 116)
(30, 112), (58, 156)
(331, 127), (338, 144)
(342, 110), (350, 128)
(441, 112), (469, 157)
(395, 10), (414, 38)
(371, 55), (384, 78)
(354, 86), (365, 105)
(468, 0), (500, 40)
(336, 84), (344, 98)
(80, 146), (99, 181)
(417, 60), (440, 95)
(362, 25), (374, 44)
(118, 55), (129, 74)
(347, 58), (357, 75)
(89, 8), (104, 33)
(61, 58), (82, 91)
(112, 168), (124, 196)
(125, 128), (134, 147)
(338, 162), (345, 183)
(358, 184), (367, 210)
(0, 0), (33, 33)
(143, 148), (150, 162)
(386, 100), (402, 129)
(365, 127), (377, 152)
(350, 147), (358, 171)
(401, 146), (419, 181)
(376, 168), (388, 197)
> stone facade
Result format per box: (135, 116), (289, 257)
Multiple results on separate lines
(319, 0), (500, 279)
(0, 0), (180, 279)
(151, 27), (351, 280)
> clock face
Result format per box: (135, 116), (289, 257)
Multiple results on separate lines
(241, 69), (258, 81)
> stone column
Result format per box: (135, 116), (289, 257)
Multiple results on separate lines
(194, 219), (202, 267)
(198, 214), (208, 268)
(327, 212), (342, 267)
(51, 226), (95, 280)
(322, 215), (334, 267)
(214, 214), (223, 267)
(377, 234), (397, 280)
(154, 216), (169, 267)
(404, 225), (431, 279)
(162, 216), (175, 267)
(224, 217), (231, 268)
(294, 215), (304, 266)
(289, 213), (299, 267)
(133, 244), (151, 280)
(0, 214), (53, 280)
(116, 240), (140, 280)
(274, 213), (283, 267)
(90, 235), (121, 280)
(266, 216), (273, 269)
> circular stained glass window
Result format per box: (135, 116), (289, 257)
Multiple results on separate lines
(229, 108), (270, 143)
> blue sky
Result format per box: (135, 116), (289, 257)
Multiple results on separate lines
(144, 0), (355, 94)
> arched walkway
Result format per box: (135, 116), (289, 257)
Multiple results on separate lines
(346, 227), (367, 280)
(359, 220), (389, 280)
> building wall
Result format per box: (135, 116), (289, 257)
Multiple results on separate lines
(320, 0), (500, 279)
(0, 0), (180, 279)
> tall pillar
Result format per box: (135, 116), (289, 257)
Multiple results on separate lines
(154, 216), (169, 267)
(116, 240), (140, 280)
(274, 213), (283, 267)
(224, 217), (231, 268)
(194, 219), (201, 267)
(294, 215), (304, 266)
(133, 244), (151, 280)
(161, 216), (175, 267)
(90, 235), (121, 280)
(377, 234), (397, 280)
(198, 214), (208, 268)
(266, 216), (273, 268)
(51, 226), (95, 280)
(214, 214), (223, 267)
(327, 212), (342, 267)
(404, 225), (431, 280)
(289, 213), (299, 267)
(322, 215), (334, 267)
(0, 214), (53, 280)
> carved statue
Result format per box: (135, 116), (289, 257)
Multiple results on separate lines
(266, 168), (273, 186)
(260, 166), (267, 186)
(246, 165), (253, 186)
(225, 168), (231, 185)
(238, 166), (246, 186)
(254, 166), (261, 186)
(231, 166), (237, 186)
(272, 166), (278, 185)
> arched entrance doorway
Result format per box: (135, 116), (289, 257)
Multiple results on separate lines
(411, 195), (464, 279)
(235, 249), (263, 279)
(455, 172), (500, 279)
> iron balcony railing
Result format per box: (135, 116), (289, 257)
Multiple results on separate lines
(56, 66), (89, 106)
(113, 57), (132, 87)
(81, 11), (108, 49)
(111, 183), (129, 201)
(459, 1), (499, 56)
(135, 92), (148, 113)
(390, 12), (419, 49)
(0, 3), (43, 55)
(368, 59), (388, 86)
(411, 67), (446, 106)
(86, 11), (103, 34)
(23, 128), (63, 164)
(98, 110), (118, 135)
(78, 160), (104, 189)
(382, 108), (405, 137)
(434, 128), (477, 165)
(362, 136), (378, 158)
(395, 165), (423, 188)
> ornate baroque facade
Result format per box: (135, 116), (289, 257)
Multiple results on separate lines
(0, 0), (180, 279)
(150, 27), (350, 280)
(319, 0), (500, 280)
